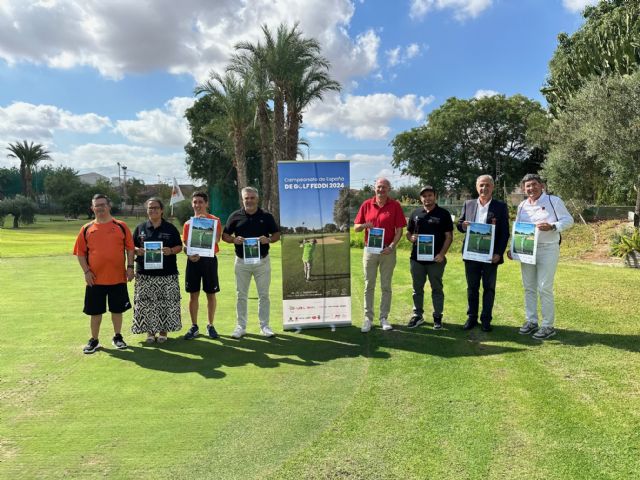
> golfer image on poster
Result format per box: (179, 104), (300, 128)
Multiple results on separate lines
(417, 234), (435, 261)
(510, 221), (538, 264)
(463, 222), (495, 263)
(143, 241), (163, 270)
(366, 227), (385, 254)
(186, 216), (217, 257)
(243, 237), (261, 264)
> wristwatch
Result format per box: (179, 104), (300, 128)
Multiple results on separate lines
(551, 224), (557, 231)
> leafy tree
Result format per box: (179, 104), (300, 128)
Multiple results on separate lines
(545, 72), (640, 217)
(0, 195), (37, 228)
(542, 0), (640, 116)
(0, 167), (21, 199)
(391, 95), (549, 196)
(333, 187), (351, 228)
(126, 177), (145, 213)
(44, 167), (83, 202)
(6, 141), (52, 198)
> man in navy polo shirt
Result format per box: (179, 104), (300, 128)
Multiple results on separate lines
(406, 185), (453, 330)
(222, 187), (280, 339)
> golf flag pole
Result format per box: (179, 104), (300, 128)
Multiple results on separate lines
(170, 177), (185, 216)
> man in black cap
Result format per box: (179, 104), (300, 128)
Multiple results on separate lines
(406, 185), (453, 330)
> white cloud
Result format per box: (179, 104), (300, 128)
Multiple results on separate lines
(55, 143), (190, 183)
(0, 101), (111, 143)
(329, 152), (418, 187)
(305, 93), (434, 140)
(0, 0), (380, 83)
(114, 97), (195, 147)
(410, 0), (492, 21)
(385, 43), (421, 67)
(306, 130), (326, 138)
(562, 0), (598, 13)
(474, 89), (499, 99)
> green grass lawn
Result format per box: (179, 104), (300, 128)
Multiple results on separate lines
(1, 217), (639, 479)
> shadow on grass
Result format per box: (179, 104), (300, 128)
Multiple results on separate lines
(104, 330), (390, 379)
(104, 321), (638, 379)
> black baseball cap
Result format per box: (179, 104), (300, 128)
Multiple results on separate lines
(419, 185), (436, 195)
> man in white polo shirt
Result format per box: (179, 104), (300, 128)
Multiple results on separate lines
(509, 173), (574, 340)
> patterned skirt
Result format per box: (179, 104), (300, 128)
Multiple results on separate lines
(132, 274), (182, 334)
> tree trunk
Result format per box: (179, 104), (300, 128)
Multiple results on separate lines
(13, 213), (20, 228)
(635, 178), (640, 228)
(233, 130), (248, 204)
(273, 86), (286, 164)
(271, 86), (286, 224)
(285, 104), (300, 161)
(257, 101), (273, 213)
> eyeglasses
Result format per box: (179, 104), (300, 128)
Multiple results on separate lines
(93, 203), (109, 208)
(147, 207), (161, 211)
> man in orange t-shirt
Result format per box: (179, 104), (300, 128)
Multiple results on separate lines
(73, 194), (135, 354)
(181, 191), (222, 340)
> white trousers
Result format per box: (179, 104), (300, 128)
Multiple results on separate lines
(234, 256), (271, 329)
(520, 242), (560, 327)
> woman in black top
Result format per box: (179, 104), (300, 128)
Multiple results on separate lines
(132, 197), (183, 342)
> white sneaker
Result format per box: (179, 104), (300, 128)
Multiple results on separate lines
(261, 325), (275, 337)
(380, 318), (393, 331)
(231, 326), (246, 339)
(361, 319), (373, 333)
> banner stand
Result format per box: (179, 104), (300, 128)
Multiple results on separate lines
(278, 160), (352, 331)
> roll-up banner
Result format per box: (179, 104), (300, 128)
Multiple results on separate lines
(278, 160), (351, 330)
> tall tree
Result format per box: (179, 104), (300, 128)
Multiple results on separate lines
(229, 44), (275, 213)
(545, 72), (640, 218)
(6, 141), (52, 198)
(391, 95), (550, 196)
(195, 72), (255, 201)
(126, 178), (145, 213)
(542, 0), (640, 116)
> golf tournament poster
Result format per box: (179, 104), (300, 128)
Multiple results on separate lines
(144, 241), (163, 270)
(243, 237), (261, 264)
(278, 160), (351, 330)
(186, 216), (217, 257)
(463, 222), (495, 263)
(366, 227), (385, 254)
(417, 234), (435, 261)
(510, 221), (538, 264)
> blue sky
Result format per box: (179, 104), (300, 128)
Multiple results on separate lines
(0, 0), (595, 189)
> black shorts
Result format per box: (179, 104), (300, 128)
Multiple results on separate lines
(185, 256), (220, 294)
(84, 283), (131, 315)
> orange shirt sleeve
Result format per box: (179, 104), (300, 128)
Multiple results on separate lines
(73, 225), (88, 256)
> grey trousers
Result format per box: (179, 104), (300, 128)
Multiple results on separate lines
(410, 258), (447, 317)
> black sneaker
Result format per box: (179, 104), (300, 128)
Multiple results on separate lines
(207, 324), (219, 339)
(184, 324), (199, 340)
(83, 338), (100, 354)
(407, 315), (425, 329)
(433, 315), (443, 330)
(112, 333), (127, 349)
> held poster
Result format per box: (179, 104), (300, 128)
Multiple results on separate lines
(278, 160), (351, 330)
(462, 222), (495, 263)
(143, 241), (163, 270)
(186, 216), (217, 257)
(366, 227), (384, 254)
(242, 237), (261, 264)
(510, 221), (538, 264)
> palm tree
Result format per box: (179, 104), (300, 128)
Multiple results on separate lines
(6, 141), (52, 199)
(285, 63), (340, 161)
(195, 72), (255, 202)
(234, 23), (341, 221)
(229, 45), (275, 213)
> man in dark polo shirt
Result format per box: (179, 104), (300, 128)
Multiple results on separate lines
(406, 185), (453, 330)
(354, 177), (407, 333)
(222, 187), (280, 339)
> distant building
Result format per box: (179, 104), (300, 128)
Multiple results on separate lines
(78, 172), (109, 185)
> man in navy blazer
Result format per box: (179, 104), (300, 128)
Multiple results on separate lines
(457, 175), (510, 332)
